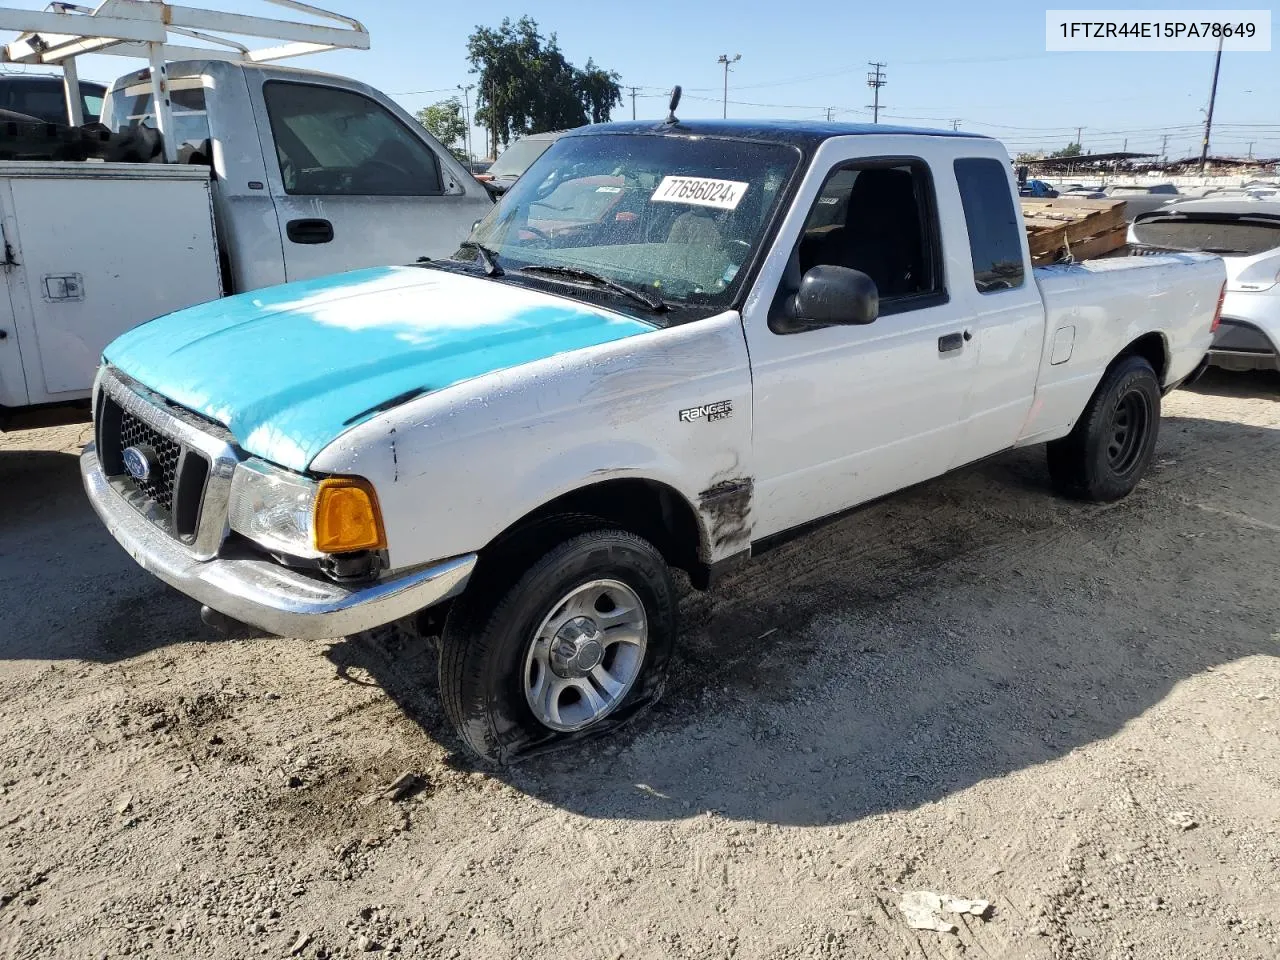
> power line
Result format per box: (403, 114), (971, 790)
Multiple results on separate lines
(387, 87), (460, 96)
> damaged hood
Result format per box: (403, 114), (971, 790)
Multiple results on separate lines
(104, 266), (656, 471)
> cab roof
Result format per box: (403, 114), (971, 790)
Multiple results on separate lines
(564, 118), (992, 150)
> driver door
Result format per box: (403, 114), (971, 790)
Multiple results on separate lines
(250, 77), (484, 282)
(742, 141), (979, 539)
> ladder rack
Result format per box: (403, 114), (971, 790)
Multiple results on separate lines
(0, 1), (368, 160)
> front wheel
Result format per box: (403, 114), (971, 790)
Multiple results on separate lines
(1046, 354), (1161, 502)
(439, 528), (677, 762)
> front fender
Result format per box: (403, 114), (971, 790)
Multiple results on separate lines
(311, 311), (754, 571)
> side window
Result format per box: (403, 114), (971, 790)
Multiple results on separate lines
(954, 157), (1026, 292)
(797, 159), (944, 308)
(107, 78), (212, 163)
(80, 86), (105, 123)
(262, 81), (443, 197)
(13, 81), (68, 124)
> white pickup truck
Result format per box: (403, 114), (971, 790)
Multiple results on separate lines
(0, 2), (491, 427)
(81, 114), (1225, 761)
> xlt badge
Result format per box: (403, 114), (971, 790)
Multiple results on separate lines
(679, 400), (733, 424)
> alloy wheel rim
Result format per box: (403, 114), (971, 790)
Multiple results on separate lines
(522, 578), (648, 732)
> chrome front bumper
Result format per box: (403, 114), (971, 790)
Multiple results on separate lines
(81, 443), (477, 640)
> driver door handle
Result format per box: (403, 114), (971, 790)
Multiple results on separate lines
(286, 218), (334, 244)
(938, 329), (974, 354)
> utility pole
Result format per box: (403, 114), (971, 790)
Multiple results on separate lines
(826, 107), (833, 122)
(1075, 126), (1083, 150)
(456, 84), (473, 162)
(1199, 36), (1224, 173)
(866, 62), (886, 123)
(717, 54), (741, 118)
(1122, 137), (1128, 152)
(1247, 141), (1255, 159)
(1160, 134), (1169, 161)
(951, 119), (960, 131)
(628, 86), (638, 121)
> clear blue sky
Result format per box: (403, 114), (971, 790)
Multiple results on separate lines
(3, 0), (1277, 159)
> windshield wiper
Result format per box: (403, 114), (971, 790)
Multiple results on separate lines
(518, 264), (667, 313)
(458, 240), (503, 277)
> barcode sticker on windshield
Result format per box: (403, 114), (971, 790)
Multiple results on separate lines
(651, 176), (749, 210)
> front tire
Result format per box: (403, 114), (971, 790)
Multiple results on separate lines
(439, 528), (677, 763)
(1046, 354), (1161, 502)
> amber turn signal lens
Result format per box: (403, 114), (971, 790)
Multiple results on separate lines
(313, 478), (386, 554)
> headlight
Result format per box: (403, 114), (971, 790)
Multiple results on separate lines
(228, 459), (386, 558)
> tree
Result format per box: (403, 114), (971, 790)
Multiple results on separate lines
(1050, 142), (1083, 158)
(467, 17), (622, 157)
(415, 99), (468, 162)
(576, 58), (622, 125)
(1014, 151), (1044, 163)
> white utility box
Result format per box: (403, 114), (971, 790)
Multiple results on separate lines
(0, 161), (221, 412)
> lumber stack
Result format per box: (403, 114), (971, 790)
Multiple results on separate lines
(1021, 198), (1129, 265)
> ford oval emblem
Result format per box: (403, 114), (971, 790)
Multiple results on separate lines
(122, 445), (156, 482)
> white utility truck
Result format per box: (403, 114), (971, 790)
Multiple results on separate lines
(0, 1), (491, 428)
(81, 105), (1225, 761)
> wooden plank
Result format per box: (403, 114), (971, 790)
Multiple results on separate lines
(1021, 201), (1126, 239)
(1021, 197), (1128, 264)
(1020, 197), (1123, 215)
(1030, 224), (1130, 265)
(1027, 223), (1068, 262)
(1062, 224), (1129, 262)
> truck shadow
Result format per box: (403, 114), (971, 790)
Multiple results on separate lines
(0, 448), (87, 529)
(1185, 367), (1280, 399)
(0, 445), (232, 661)
(3, 414), (1278, 828)
(332, 412), (1280, 826)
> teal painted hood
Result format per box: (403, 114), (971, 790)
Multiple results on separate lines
(104, 266), (656, 471)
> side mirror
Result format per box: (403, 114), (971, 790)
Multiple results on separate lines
(785, 265), (879, 329)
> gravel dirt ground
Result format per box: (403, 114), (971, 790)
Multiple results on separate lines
(1, 370), (1278, 960)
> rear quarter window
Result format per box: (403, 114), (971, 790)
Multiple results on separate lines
(954, 157), (1026, 293)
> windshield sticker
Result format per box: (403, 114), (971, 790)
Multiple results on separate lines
(595, 185), (623, 193)
(651, 176), (749, 211)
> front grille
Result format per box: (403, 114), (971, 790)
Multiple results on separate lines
(96, 387), (217, 540)
(94, 367), (239, 558)
(118, 409), (182, 511)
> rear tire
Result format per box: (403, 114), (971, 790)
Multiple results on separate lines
(1046, 354), (1161, 502)
(439, 528), (677, 763)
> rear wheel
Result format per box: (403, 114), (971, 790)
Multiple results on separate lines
(439, 527), (677, 762)
(1046, 354), (1161, 502)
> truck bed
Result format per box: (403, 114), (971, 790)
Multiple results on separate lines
(1020, 251), (1223, 446)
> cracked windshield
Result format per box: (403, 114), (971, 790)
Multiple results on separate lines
(467, 133), (798, 307)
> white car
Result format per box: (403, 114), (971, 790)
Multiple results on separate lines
(1131, 198), (1280, 373)
(82, 118), (1224, 761)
